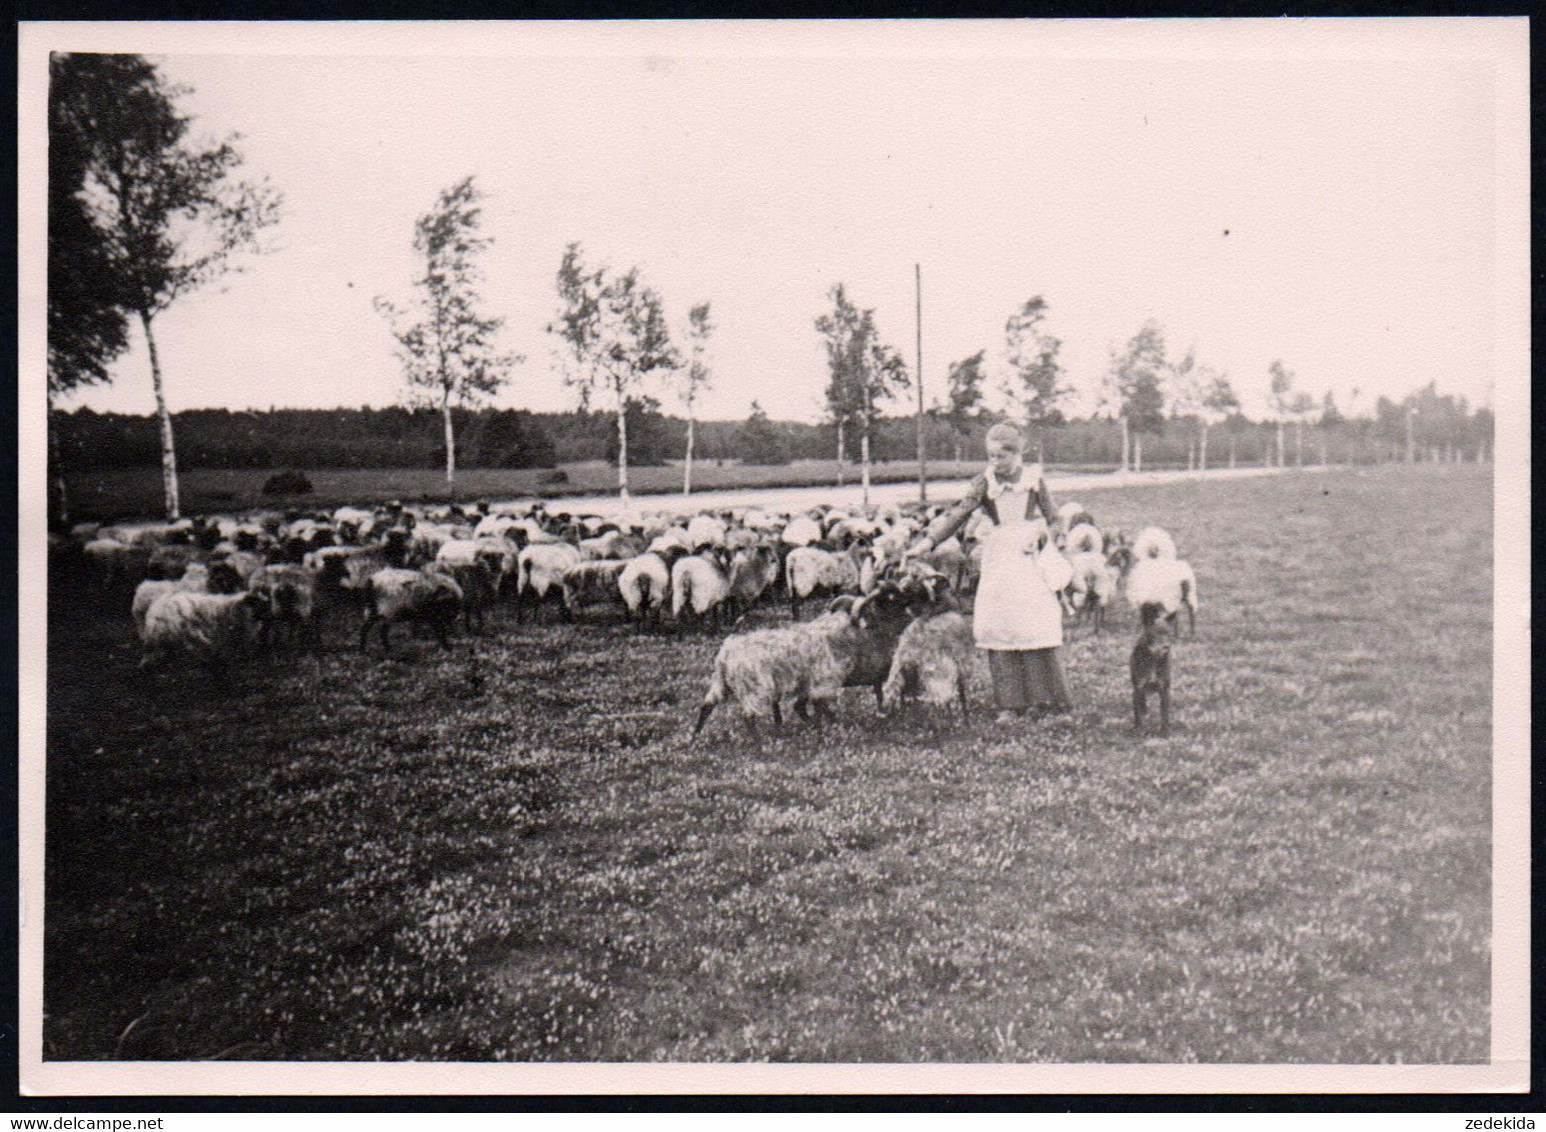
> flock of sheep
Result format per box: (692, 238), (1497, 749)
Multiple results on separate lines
(58, 491), (1200, 734)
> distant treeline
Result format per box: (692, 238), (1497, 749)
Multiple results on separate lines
(54, 395), (1493, 473)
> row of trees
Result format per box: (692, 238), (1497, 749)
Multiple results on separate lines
(54, 390), (1493, 477)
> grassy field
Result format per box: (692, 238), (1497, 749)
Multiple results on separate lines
(64, 459), (1010, 524)
(43, 465), (1491, 1063)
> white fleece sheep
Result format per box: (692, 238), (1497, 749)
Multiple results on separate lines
(1064, 522), (1104, 556)
(671, 552), (732, 624)
(784, 545), (862, 616)
(686, 514), (729, 550)
(515, 541), (582, 620)
(619, 552), (674, 623)
(1132, 526), (1179, 562)
(1066, 550), (1119, 631)
(130, 563), (212, 638)
(1125, 555), (1199, 635)
(140, 590), (269, 672)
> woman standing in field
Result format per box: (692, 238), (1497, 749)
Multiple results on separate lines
(906, 421), (1073, 723)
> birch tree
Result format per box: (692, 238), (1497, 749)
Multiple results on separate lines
(66, 53), (282, 520)
(549, 244), (678, 501)
(376, 176), (517, 489)
(677, 301), (713, 495)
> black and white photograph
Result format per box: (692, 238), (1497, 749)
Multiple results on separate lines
(18, 18), (1529, 1095)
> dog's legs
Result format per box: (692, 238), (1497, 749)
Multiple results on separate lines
(1132, 686), (1146, 732)
(1158, 662), (1171, 735)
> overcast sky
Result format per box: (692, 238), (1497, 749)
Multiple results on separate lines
(33, 20), (1519, 424)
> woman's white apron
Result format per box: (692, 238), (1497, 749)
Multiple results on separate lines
(972, 479), (1069, 651)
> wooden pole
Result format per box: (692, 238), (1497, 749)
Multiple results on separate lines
(915, 263), (927, 504)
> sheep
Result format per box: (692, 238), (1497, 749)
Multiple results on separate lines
(248, 563), (329, 650)
(437, 537), (518, 598)
(692, 621), (845, 735)
(686, 513), (729, 551)
(130, 563), (213, 638)
(820, 581), (920, 710)
(432, 560), (499, 634)
(1125, 555), (1199, 637)
(1064, 522), (1104, 557)
(515, 541), (583, 622)
(1064, 550), (1119, 633)
(139, 590), (270, 680)
(618, 549), (679, 628)
(780, 514), (823, 548)
(1132, 526), (1178, 563)
(881, 583), (974, 718)
(784, 544), (864, 619)
(724, 543), (781, 623)
(671, 550), (734, 628)
(83, 538), (150, 590)
(560, 559), (632, 619)
(359, 567), (464, 656)
(580, 529), (646, 561)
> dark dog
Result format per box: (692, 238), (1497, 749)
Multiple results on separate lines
(1130, 602), (1174, 735)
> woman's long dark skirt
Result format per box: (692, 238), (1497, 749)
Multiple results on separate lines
(985, 647), (1072, 712)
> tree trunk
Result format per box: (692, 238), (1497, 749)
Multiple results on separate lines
(48, 404), (68, 529)
(1405, 411), (1415, 463)
(1295, 419), (1304, 468)
(616, 392), (630, 502)
(442, 399), (456, 489)
(1119, 416), (1130, 474)
(683, 413), (695, 496)
(861, 428), (871, 509)
(1318, 432), (1327, 466)
(836, 418), (846, 486)
(1135, 433), (1144, 474)
(1199, 423), (1209, 472)
(142, 311), (180, 521)
(1275, 420), (1284, 468)
(953, 438), (962, 463)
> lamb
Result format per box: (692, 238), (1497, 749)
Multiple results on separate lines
(437, 537), (517, 598)
(1125, 555), (1199, 637)
(881, 578), (974, 718)
(561, 559), (632, 619)
(671, 550), (734, 628)
(515, 541), (582, 622)
(139, 590), (271, 679)
(359, 567), (464, 656)
(784, 544), (863, 619)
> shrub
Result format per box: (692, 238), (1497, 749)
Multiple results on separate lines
(539, 469), (569, 486)
(261, 470), (315, 496)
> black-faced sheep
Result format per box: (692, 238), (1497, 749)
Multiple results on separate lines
(724, 543), (781, 623)
(560, 559), (632, 620)
(248, 563), (328, 650)
(139, 590), (270, 680)
(359, 567), (464, 656)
